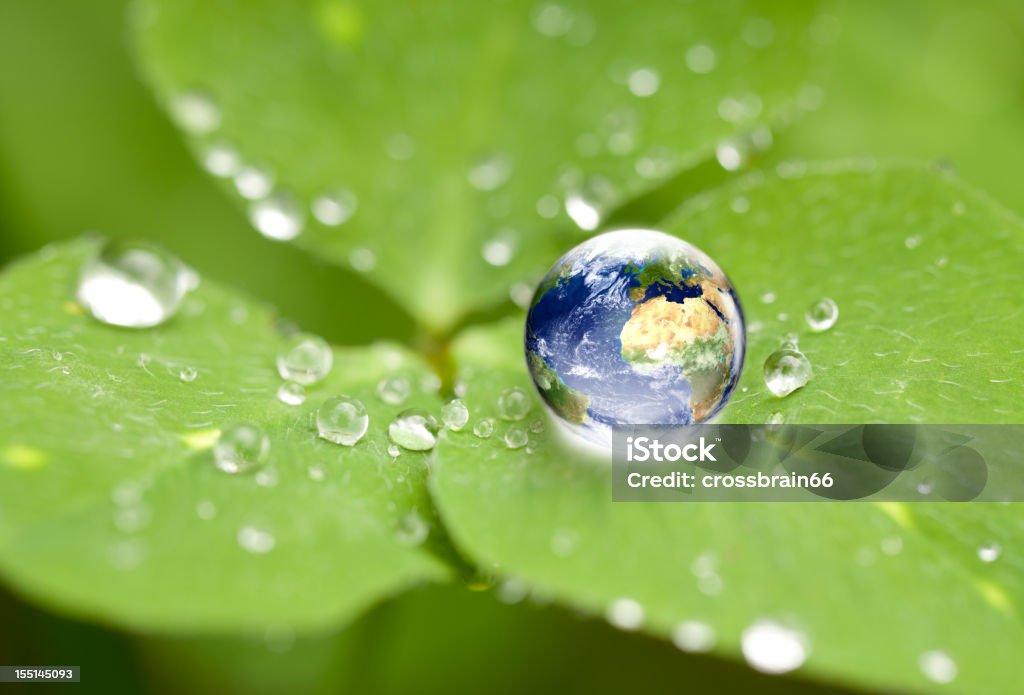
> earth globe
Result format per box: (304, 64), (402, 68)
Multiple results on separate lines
(525, 229), (745, 447)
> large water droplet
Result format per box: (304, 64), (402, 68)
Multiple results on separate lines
(394, 510), (429, 547)
(316, 396), (369, 446)
(376, 376), (411, 406)
(978, 542), (1001, 563)
(919, 650), (957, 684)
(441, 399), (470, 431)
(77, 239), (194, 328)
(763, 347), (813, 397)
(312, 187), (358, 226)
(741, 620), (809, 674)
(606, 597), (644, 631)
(277, 333), (333, 385)
(806, 297), (839, 332)
(497, 387), (531, 421)
(468, 154), (513, 191)
(276, 381), (306, 406)
(250, 190), (305, 241)
(170, 89), (221, 135)
(237, 525), (275, 554)
(672, 620), (716, 653)
(388, 409), (440, 451)
(473, 418), (495, 438)
(214, 423), (270, 474)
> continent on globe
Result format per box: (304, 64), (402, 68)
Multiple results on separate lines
(525, 229), (745, 447)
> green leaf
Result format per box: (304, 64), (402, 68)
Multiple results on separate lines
(0, 238), (451, 632)
(132, 0), (826, 330)
(430, 165), (1024, 693)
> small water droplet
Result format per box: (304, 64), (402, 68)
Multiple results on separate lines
(250, 190), (305, 241)
(178, 366), (198, 383)
(564, 193), (601, 231)
(529, 418), (545, 434)
(978, 542), (1001, 563)
(742, 620), (809, 674)
(276, 381), (306, 406)
(387, 443), (401, 457)
(316, 396), (369, 446)
(237, 525), (275, 554)
(627, 67), (660, 97)
(504, 427), (528, 449)
(394, 510), (429, 546)
(312, 187), (358, 226)
(905, 234), (924, 249)
(473, 418), (495, 438)
(806, 297), (839, 332)
(767, 412), (785, 426)
(349, 247), (377, 272)
(389, 409), (439, 451)
(277, 333), (333, 385)
(441, 399), (470, 431)
(606, 597), (644, 631)
(77, 239), (194, 328)
(213, 423), (270, 474)
(497, 578), (529, 604)
(715, 139), (746, 171)
(170, 89), (221, 135)
(763, 348), (813, 397)
(685, 43), (717, 74)
(196, 499), (217, 520)
(468, 154), (513, 191)
(482, 230), (517, 266)
(201, 140), (241, 177)
(673, 620), (716, 653)
(916, 479), (934, 495)
(376, 376), (411, 406)
(498, 387), (531, 421)
(760, 291), (777, 304)
(233, 165), (275, 200)
(919, 650), (957, 684)
(307, 464), (326, 481)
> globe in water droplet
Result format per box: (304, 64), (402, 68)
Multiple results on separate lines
(806, 297), (839, 332)
(441, 398), (470, 431)
(316, 396), (368, 446)
(376, 376), (411, 406)
(213, 423), (270, 474)
(763, 347), (813, 397)
(473, 418), (495, 438)
(497, 387), (531, 421)
(388, 409), (440, 451)
(525, 229), (745, 447)
(276, 381), (306, 406)
(249, 190), (305, 241)
(741, 620), (809, 674)
(77, 239), (195, 328)
(312, 187), (358, 226)
(277, 334), (333, 386)
(504, 427), (528, 449)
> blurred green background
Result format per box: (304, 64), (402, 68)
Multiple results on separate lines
(1, 0), (1022, 692)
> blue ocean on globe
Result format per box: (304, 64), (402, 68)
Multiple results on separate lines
(525, 229), (745, 447)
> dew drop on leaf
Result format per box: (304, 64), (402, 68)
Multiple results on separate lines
(504, 427), (528, 449)
(316, 396), (369, 446)
(178, 366), (198, 383)
(672, 620), (716, 653)
(806, 297), (839, 332)
(763, 347), (813, 397)
(311, 187), (358, 226)
(237, 525), (275, 555)
(387, 444), (401, 458)
(376, 376), (412, 406)
(201, 140), (241, 178)
(741, 620), (809, 674)
(388, 409), (440, 451)
(169, 88), (221, 135)
(276, 381), (306, 406)
(978, 543), (1001, 563)
(497, 387), (531, 421)
(685, 43), (717, 74)
(473, 418), (495, 438)
(606, 597), (644, 631)
(394, 510), (429, 547)
(441, 398), (470, 431)
(919, 650), (957, 684)
(213, 423), (270, 474)
(468, 153), (513, 191)
(233, 164), (275, 200)
(249, 190), (305, 241)
(277, 333), (333, 386)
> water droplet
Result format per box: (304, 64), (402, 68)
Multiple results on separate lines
(349, 247), (377, 272)
(685, 43), (717, 74)
(473, 418), (495, 438)
(388, 409), (439, 451)
(442, 399), (470, 431)
(767, 412), (785, 426)
(715, 139), (746, 171)
(312, 188), (358, 226)
(234, 165), (275, 200)
(504, 427), (528, 449)
(978, 542), (1001, 563)
(387, 443), (401, 457)
(77, 240), (194, 328)
(741, 620), (809, 674)
(276, 381), (306, 406)
(213, 423), (270, 474)
(606, 597), (644, 631)
(497, 578), (530, 604)
(196, 499), (217, 520)
(905, 234), (924, 249)
(249, 190), (305, 241)
(919, 650), (957, 684)
(277, 333), (333, 385)
(760, 291), (777, 304)
(394, 510), (429, 547)
(385, 132), (416, 161)
(307, 464), (326, 481)
(468, 154), (513, 191)
(564, 192), (601, 231)
(201, 141), (241, 177)
(763, 347), (813, 397)
(627, 67), (660, 97)
(498, 387), (531, 421)
(672, 620), (716, 653)
(482, 230), (517, 266)
(178, 366), (198, 383)
(376, 376), (411, 406)
(529, 418), (545, 434)
(806, 297), (838, 332)
(316, 396), (369, 446)
(237, 525), (275, 554)
(916, 479), (934, 495)
(170, 89), (221, 135)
